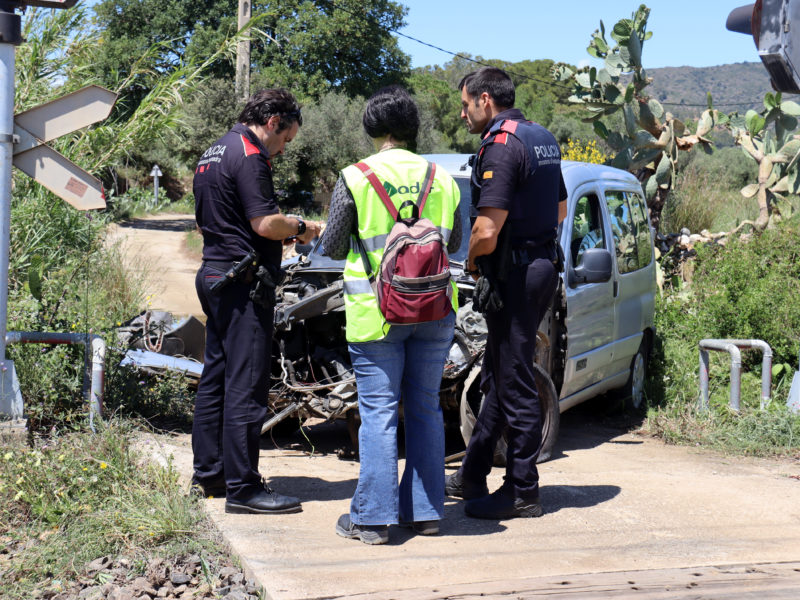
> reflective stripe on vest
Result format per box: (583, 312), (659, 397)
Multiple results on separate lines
(341, 149), (460, 343)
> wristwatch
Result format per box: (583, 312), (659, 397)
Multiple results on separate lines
(296, 218), (306, 236)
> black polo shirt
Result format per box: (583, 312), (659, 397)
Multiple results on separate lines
(194, 123), (282, 266)
(475, 108), (566, 244)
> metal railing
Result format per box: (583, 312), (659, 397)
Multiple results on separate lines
(699, 339), (772, 411)
(5, 331), (105, 431)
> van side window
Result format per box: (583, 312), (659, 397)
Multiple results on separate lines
(606, 191), (651, 273)
(627, 192), (652, 267)
(570, 194), (606, 268)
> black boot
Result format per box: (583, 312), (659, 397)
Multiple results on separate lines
(190, 476), (226, 498)
(465, 486), (542, 520)
(225, 484), (301, 514)
(444, 471), (489, 500)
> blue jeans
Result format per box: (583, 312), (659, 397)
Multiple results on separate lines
(348, 311), (456, 526)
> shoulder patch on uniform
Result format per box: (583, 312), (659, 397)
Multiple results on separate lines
(494, 132), (508, 145)
(240, 134), (261, 157)
(500, 120), (518, 135)
(483, 171), (493, 180)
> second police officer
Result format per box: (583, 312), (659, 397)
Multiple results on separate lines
(446, 67), (566, 519)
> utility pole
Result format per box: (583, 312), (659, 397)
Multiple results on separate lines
(236, 0), (251, 103)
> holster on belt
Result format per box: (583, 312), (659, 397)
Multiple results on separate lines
(209, 250), (260, 295)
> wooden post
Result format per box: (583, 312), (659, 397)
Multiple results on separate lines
(236, 0), (252, 103)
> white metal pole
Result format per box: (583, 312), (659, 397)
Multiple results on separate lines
(0, 3), (22, 419)
(0, 9), (19, 363)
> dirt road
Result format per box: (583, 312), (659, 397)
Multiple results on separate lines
(105, 213), (203, 318)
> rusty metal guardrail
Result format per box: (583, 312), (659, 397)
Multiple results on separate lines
(699, 339), (772, 412)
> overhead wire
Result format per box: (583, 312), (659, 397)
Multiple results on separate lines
(313, 0), (780, 110)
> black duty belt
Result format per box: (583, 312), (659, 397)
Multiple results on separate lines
(203, 258), (258, 285)
(203, 259), (239, 271)
(511, 242), (556, 266)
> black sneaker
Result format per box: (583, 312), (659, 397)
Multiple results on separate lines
(464, 487), (543, 520)
(335, 514), (389, 545)
(398, 520), (440, 535)
(445, 471), (489, 500)
(224, 485), (302, 514)
(190, 477), (226, 499)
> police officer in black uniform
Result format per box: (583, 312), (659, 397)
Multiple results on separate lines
(191, 88), (321, 514)
(445, 67), (565, 519)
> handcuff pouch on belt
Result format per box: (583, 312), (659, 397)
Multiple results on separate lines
(249, 264), (286, 309)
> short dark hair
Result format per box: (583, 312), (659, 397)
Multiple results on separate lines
(458, 67), (515, 109)
(362, 85), (419, 150)
(238, 88), (302, 132)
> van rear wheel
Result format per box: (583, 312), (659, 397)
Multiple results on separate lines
(612, 340), (648, 410)
(459, 361), (560, 465)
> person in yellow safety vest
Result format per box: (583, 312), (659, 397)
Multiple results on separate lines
(321, 85), (462, 544)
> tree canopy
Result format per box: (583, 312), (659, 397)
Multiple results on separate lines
(93, 0), (410, 102)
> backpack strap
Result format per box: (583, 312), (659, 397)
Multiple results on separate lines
(354, 161), (399, 220)
(415, 161), (436, 216)
(354, 160), (436, 221)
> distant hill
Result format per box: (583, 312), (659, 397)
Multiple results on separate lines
(643, 62), (774, 117)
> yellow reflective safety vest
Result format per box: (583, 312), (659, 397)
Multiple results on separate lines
(341, 149), (460, 343)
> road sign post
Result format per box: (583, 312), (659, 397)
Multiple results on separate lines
(0, 1), (116, 420)
(0, 2), (23, 420)
(150, 164), (162, 206)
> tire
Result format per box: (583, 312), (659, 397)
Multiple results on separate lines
(459, 361), (560, 465)
(614, 340), (648, 410)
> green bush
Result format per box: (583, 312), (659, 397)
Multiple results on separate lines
(646, 215), (800, 456)
(275, 91), (371, 196)
(106, 186), (168, 221)
(7, 175), (194, 435)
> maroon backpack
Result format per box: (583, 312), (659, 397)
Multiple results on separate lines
(354, 161), (453, 325)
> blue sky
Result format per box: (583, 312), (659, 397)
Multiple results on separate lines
(396, 1), (760, 69)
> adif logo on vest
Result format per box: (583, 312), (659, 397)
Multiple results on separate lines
(383, 180), (422, 196)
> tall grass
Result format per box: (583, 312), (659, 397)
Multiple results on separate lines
(645, 214), (800, 457)
(661, 146), (769, 234)
(0, 424), (220, 598)
(7, 3), (256, 434)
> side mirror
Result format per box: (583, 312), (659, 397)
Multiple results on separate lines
(570, 248), (613, 286)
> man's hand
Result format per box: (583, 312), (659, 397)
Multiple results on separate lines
(297, 220), (321, 244)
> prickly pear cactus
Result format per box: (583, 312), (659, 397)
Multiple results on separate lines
(553, 4), (725, 230)
(727, 92), (800, 231)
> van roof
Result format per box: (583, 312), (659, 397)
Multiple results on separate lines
(423, 154), (643, 194)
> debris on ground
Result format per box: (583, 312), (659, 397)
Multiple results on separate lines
(24, 553), (261, 600)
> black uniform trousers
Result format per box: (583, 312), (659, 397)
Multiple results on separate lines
(460, 254), (558, 500)
(192, 263), (272, 502)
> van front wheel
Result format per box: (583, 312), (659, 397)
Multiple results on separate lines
(459, 362), (560, 465)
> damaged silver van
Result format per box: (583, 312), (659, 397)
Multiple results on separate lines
(262, 155), (656, 462)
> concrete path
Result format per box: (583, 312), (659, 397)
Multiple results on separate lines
(141, 415), (800, 599)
